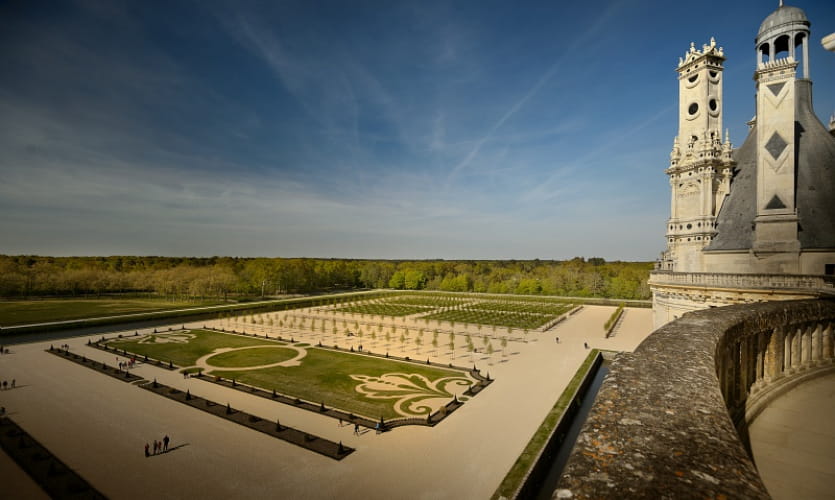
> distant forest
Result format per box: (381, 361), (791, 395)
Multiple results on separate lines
(0, 255), (652, 300)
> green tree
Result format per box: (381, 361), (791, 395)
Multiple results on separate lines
(388, 271), (406, 289)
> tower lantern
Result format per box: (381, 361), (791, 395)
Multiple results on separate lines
(661, 38), (734, 272)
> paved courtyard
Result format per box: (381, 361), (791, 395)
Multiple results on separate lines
(1, 305), (652, 499)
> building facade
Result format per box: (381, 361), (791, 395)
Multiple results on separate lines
(651, 3), (835, 329)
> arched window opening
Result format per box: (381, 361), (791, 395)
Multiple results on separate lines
(759, 43), (770, 64)
(774, 35), (790, 60)
(795, 32), (808, 78)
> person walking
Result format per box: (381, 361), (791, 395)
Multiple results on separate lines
(354, 423), (360, 435)
(144, 443), (150, 457)
(10, 379), (14, 389)
(163, 435), (170, 452)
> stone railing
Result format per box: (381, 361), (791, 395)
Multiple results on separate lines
(649, 270), (835, 292)
(556, 298), (835, 499)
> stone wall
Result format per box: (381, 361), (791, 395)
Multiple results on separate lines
(649, 270), (834, 328)
(555, 298), (835, 499)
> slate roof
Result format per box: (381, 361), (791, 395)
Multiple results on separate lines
(706, 80), (835, 251)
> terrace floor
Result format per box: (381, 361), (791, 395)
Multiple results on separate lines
(0, 305), (652, 499)
(749, 372), (835, 500)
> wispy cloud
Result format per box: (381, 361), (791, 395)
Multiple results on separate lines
(444, 1), (627, 187)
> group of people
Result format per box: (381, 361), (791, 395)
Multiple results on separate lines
(117, 356), (137, 371)
(1, 379), (15, 390)
(144, 435), (171, 457)
(0, 345), (9, 354)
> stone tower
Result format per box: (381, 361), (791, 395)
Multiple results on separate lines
(649, 3), (835, 329)
(661, 38), (735, 272)
(750, 4), (811, 271)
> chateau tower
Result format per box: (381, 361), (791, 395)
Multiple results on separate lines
(750, 4), (811, 270)
(650, 3), (835, 329)
(661, 38), (735, 272)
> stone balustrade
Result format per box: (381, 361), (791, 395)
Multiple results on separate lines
(555, 298), (835, 499)
(649, 270), (835, 292)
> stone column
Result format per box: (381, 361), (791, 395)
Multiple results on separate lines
(802, 34), (809, 79)
(791, 327), (801, 372)
(756, 332), (765, 384)
(801, 324), (810, 368)
(744, 337), (753, 394)
(765, 327), (784, 381)
(823, 321), (833, 361)
(811, 322), (822, 364)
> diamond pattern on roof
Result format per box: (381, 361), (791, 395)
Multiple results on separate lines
(767, 82), (785, 97)
(765, 194), (786, 209)
(765, 132), (787, 160)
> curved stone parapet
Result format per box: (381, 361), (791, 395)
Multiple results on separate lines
(556, 298), (835, 499)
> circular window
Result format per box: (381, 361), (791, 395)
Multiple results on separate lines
(688, 74), (698, 83)
(686, 223), (692, 229)
(709, 70), (717, 78)
(709, 99), (717, 111)
(688, 103), (699, 115)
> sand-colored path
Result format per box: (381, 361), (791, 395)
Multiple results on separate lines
(0, 305), (652, 499)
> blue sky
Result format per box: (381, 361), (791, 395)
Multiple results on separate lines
(1, 0), (833, 260)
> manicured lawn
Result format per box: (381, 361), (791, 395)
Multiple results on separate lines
(467, 302), (572, 315)
(215, 348), (472, 420)
(107, 329), (473, 420)
(107, 330), (277, 366)
(0, 298), (223, 326)
(420, 309), (555, 329)
(208, 346), (298, 368)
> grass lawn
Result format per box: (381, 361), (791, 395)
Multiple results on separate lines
(215, 348), (472, 420)
(0, 298), (223, 326)
(208, 346), (298, 368)
(108, 329), (473, 420)
(107, 330), (277, 366)
(467, 302), (572, 315)
(420, 309), (555, 329)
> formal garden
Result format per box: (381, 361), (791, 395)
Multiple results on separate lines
(106, 329), (477, 421)
(323, 293), (576, 331)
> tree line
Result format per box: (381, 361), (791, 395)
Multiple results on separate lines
(0, 255), (652, 300)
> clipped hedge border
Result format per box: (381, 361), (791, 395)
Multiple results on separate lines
(603, 304), (624, 337)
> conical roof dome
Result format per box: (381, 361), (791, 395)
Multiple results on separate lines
(757, 5), (810, 43)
